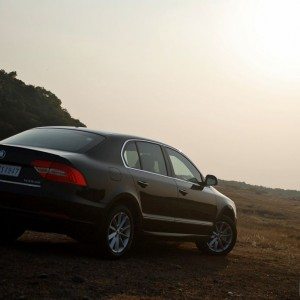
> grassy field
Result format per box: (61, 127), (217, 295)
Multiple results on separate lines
(0, 182), (299, 299)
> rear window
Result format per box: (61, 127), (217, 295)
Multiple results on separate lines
(1, 128), (105, 153)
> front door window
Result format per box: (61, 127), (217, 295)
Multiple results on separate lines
(166, 148), (202, 184)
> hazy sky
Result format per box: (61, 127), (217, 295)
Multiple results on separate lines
(1, 0), (299, 190)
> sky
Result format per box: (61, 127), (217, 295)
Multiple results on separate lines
(0, 0), (299, 190)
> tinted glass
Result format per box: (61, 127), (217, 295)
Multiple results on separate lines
(2, 128), (105, 153)
(136, 142), (167, 176)
(123, 142), (141, 169)
(166, 148), (202, 183)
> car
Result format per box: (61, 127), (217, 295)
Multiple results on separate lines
(0, 126), (237, 258)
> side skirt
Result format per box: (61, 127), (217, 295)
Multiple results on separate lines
(143, 231), (210, 242)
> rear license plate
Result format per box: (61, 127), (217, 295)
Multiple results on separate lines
(0, 164), (22, 177)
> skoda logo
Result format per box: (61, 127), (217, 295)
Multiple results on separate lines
(0, 150), (6, 159)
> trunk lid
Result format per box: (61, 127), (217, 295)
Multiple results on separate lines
(0, 144), (76, 187)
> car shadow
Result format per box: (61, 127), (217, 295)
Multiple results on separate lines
(1, 232), (231, 273)
(132, 238), (232, 270)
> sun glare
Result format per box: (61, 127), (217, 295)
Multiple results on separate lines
(234, 0), (300, 80)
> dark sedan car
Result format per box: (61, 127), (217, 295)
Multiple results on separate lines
(0, 127), (237, 258)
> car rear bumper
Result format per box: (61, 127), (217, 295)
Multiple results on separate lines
(0, 181), (106, 234)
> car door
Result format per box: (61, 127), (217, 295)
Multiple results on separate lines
(123, 141), (178, 232)
(164, 147), (217, 235)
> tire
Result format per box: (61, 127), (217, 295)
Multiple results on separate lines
(196, 216), (237, 255)
(97, 205), (135, 259)
(0, 220), (25, 244)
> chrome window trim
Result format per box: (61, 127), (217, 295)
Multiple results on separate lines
(143, 213), (213, 227)
(0, 179), (41, 188)
(120, 139), (204, 186)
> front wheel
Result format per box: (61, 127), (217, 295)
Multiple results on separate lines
(196, 216), (237, 255)
(98, 205), (134, 259)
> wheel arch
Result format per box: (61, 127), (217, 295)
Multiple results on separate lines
(219, 205), (236, 223)
(107, 193), (143, 231)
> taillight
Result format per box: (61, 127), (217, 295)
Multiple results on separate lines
(32, 160), (87, 187)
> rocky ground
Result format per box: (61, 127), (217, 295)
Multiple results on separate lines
(0, 184), (299, 299)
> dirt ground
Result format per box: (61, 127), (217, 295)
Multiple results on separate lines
(0, 184), (299, 299)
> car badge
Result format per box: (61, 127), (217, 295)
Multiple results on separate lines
(0, 150), (6, 159)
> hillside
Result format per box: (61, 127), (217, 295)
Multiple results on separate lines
(219, 179), (300, 199)
(0, 70), (85, 140)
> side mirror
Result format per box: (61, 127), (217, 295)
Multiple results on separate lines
(204, 174), (218, 187)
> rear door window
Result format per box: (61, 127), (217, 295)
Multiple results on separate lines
(123, 142), (141, 169)
(136, 142), (167, 176)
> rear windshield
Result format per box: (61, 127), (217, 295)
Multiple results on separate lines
(1, 128), (105, 153)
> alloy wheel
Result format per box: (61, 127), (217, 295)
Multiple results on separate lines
(207, 221), (233, 253)
(107, 212), (132, 254)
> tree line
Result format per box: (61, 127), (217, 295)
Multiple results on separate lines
(0, 69), (85, 140)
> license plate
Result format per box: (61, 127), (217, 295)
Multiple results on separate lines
(0, 164), (22, 177)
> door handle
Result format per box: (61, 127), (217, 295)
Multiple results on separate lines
(179, 188), (188, 196)
(137, 180), (149, 188)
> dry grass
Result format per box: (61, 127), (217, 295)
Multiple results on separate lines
(0, 183), (299, 299)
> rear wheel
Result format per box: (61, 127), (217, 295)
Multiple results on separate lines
(0, 220), (25, 244)
(98, 205), (134, 259)
(196, 216), (236, 255)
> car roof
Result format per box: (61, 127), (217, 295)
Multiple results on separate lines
(36, 126), (171, 147)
